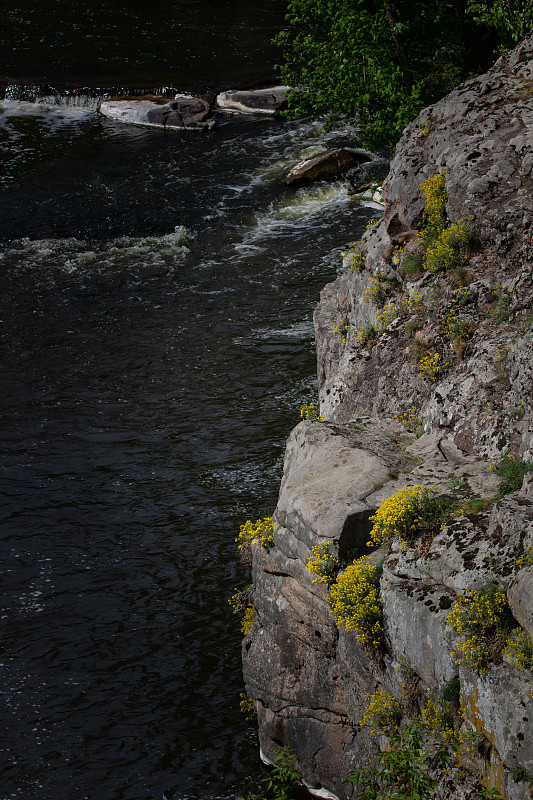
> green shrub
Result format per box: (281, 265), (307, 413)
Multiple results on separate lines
(345, 722), (447, 800)
(493, 454), (532, 499)
(262, 746), (301, 800)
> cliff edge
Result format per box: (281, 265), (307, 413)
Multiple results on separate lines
(243, 34), (533, 800)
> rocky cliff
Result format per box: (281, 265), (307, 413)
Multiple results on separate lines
(243, 34), (533, 800)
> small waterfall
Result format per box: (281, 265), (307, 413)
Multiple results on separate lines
(0, 83), (179, 109)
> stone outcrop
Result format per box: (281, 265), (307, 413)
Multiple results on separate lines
(216, 86), (289, 114)
(283, 149), (371, 187)
(243, 32), (533, 800)
(98, 94), (215, 130)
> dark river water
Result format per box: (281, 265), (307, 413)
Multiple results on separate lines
(0, 3), (380, 800)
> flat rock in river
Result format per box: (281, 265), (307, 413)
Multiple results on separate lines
(282, 148), (371, 186)
(98, 95), (215, 130)
(216, 86), (289, 114)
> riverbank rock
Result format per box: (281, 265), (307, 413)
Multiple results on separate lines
(283, 149), (371, 186)
(98, 94), (215, 130)
(244, 31), (533, 800)
(216, 86), (289, 114)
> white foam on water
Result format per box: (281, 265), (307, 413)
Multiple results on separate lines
(0, 98), (97, 130)
(2, 226), (190, 275)
(249, 182), (352, 239)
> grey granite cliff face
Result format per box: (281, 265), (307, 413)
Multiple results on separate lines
(316, 35), (533, 462)
(243, 33), (533, 800)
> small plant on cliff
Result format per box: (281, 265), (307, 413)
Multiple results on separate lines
(365, 272), (399, 309)
(343, 241), (366, 273)
(504, 627), (533, 680)
(424, 219), (474, 273)
(446, 582), (516, 676)
(376, 301), (400, 328)
(493, 453), (532, 499)
(395, 406), (425, 437)
(517, 547), (533, 570)
(236, 517), (274, 563)
(328, 556), (383, 648)
(420, 171), (448, 245)
(345, 722), (447, 800)
(300, 402), (325, 422)
(332, 320), (350, 341)
(354, 323), (377, 347)
(362, 687), (403, 736)
(418, 172), (475, 273)
(368, 485), (457, 549)
(240, 689), (257, 720)
(262, 746), (301, 800)
(419, 351), (448, 382)
(307, 542), (339, 586)
(229, 586), (255, 635)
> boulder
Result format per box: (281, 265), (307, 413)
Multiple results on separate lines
(98, 94), (215, 131)
(216, 85), (289, 114)
(283, 148), (371, 186)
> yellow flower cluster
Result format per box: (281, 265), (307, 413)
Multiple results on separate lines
(343, 241), (366, 273)
(418, 692), (458, 752)
(362, 687), (403, 736)
(395, 406), (424, 437)
(424, 220), (472, 273)
(300, 402), (326, 422)
(376, 302), (399, 328)
(364, 273), (390, 308)
(241, 605), (255, 635)
(366, 218), (379, 230)
(328, 556), (383, 647)
(419, 351), (447, 382)
(446, 584), (512, 676)
(354, 324), (377, 346)
(332, 321), (350, 341)
(441, 308), (474, 343)
(517, 547), (533, 569)
(420, 171), (447, 239)
(236, 517), (274, 560)
(307, 542), (339, 586)
(504, 628), (533, 677)
(240, 691), (256, 720)
(368, 485), (439, 547)
(406, 287), (424, 310)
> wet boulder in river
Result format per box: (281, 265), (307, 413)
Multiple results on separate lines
(98, 95), (215, 131)
(282, 148), (371, 186)
(216, 86), (289, 115)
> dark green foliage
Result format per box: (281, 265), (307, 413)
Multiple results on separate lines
(494, 455), (532, 499)
(441, 677), (461, 704)
(345, 723), (449, 800)
(262, 747), (301, 800)
(274, 0), (533, 148)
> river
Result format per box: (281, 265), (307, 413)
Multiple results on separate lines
(0, 3), (378, 799)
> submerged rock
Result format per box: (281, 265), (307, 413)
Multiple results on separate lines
(283, 148), (371, 186)
(98, 94), (215, 130)
(216, 85), (289, 114)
